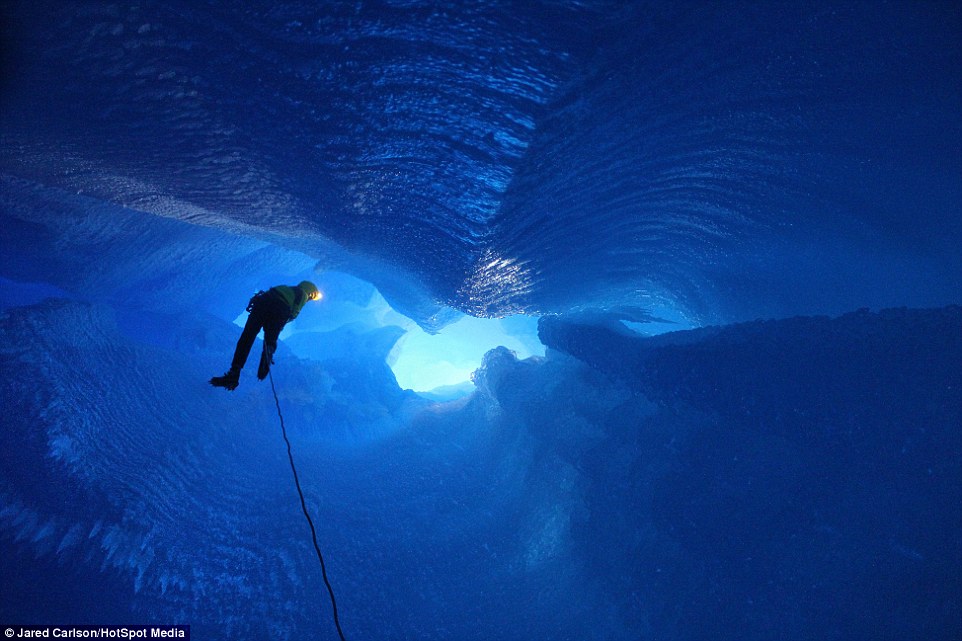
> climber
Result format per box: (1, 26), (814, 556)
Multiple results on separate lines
(210, 281), (321, 391)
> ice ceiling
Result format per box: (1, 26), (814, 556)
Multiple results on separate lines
(1, 0), (960, 362)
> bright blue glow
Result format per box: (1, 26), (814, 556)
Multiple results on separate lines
(388, 314), (544, 392)
(355, 288), (544, 393)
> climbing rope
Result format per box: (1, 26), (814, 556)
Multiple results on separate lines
(269, 370), (347, 641)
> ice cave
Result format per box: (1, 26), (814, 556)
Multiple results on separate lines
(1, 2), (960, 640)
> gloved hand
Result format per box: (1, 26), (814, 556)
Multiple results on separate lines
(258, 343), (276, 380)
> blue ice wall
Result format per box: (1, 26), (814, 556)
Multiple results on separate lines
(1, 299), (959, 639)
(1, 1), (961, 640)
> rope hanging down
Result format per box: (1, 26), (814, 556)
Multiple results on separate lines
(269, 370), (347, 641)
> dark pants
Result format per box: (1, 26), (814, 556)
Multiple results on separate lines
(231, 293), (289, 371)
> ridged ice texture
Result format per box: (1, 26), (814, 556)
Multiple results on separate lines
(0, 301), (316, 637)
(3, 2), (958, 324)
(7, 301), (960, 639)
(1, 1), (593, 308)
(491, 2), (962, 321)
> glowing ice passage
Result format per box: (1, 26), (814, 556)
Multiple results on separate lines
(1, 2), (961, 640)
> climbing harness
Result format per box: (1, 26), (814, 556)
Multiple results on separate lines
(247, 287), (305, 322)
(269, 370), (347, 641)
(246, 290), (266, 313)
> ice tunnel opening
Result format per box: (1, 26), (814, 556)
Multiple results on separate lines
(387, 313), (545, 397)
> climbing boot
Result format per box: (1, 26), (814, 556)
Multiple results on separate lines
(257, 343), (275, 380)
(210, 367), (240, 391)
